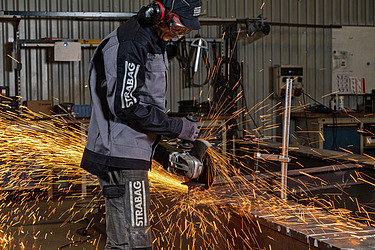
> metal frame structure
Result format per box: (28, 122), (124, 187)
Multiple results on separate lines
(255, 79), (293, 199)
(280, 78), (293, 199)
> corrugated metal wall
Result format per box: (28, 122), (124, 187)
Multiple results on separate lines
(1, 0), (374, 135)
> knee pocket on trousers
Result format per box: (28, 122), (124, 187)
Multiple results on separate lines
(102, 185), (126, 198)
(103, 185), (129, 246)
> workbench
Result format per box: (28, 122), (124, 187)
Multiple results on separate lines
(210, 181), (375, 250)
(210, 139), (375, 249)
(291, 112), (375, 155)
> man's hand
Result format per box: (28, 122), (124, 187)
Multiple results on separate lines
(178, 117), (201, 141)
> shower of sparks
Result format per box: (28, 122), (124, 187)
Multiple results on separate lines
(0, 85), (375, 249)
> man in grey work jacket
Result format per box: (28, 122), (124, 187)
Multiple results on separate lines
(80, 0), (202, 249)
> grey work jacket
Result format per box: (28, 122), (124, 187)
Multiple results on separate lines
(80, 16), (182, 176)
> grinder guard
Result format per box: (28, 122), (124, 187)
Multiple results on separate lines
(153, 139), (215, 189)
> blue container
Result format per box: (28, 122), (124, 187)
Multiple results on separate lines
(72, 105), (92, 118)
(323, 124), (360, 154)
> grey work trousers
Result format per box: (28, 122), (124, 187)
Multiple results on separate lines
(98, 168), (152, 250)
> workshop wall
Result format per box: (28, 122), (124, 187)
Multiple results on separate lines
(1, 0), (375, 136)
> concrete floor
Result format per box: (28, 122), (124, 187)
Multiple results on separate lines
(0, 191), (106, 250)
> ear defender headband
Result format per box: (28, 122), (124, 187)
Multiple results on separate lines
(141, 1), (166, 25)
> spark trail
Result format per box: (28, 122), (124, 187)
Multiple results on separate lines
(0, 91), (375, 249)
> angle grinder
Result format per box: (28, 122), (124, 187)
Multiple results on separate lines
(154, 115), (215, 189)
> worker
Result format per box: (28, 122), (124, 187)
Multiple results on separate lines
(79, 0), (202, 249)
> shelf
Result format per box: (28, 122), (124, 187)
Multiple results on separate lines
(20, 39), (100, 48)
(330, 93), (369, 96)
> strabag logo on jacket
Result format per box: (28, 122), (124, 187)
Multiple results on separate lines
(121, 61), (140, 108)
(193, 6), (201, 17)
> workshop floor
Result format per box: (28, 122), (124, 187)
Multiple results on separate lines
(1, 188), (231, 250)
(0, 191), (106, 250)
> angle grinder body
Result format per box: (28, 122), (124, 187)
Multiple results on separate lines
(153, 139), (215, 189)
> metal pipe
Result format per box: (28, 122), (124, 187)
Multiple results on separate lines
(13, 19), (21, 106)
(1, 11), (135, 19)
(193, 39), (202, 73)
(281, 79), (293, 199)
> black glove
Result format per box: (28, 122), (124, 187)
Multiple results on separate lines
(178, 117), (201, 141)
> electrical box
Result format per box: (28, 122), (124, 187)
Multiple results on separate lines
(273, 65), (303, 97)
(54, 42), (81, 62)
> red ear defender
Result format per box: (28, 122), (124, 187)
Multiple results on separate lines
(154, 1), (165, 23)
(141, 1), (166, 25)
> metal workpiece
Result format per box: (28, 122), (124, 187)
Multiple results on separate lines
(206, 170), (375, 250)
(255, 152), (290, 163)
(244, 139), (375, 170)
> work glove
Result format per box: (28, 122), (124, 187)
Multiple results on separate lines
(178, 117), (201, 141)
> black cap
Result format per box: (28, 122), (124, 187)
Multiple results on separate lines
(160, 0), (202, 30)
